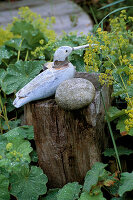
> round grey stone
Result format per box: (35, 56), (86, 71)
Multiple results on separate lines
(55, 78), (96, 110)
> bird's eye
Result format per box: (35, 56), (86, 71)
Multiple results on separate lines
(66, 50), (68, 52)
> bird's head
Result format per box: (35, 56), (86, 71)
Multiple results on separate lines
(53, 44), (98, 65)
(53, 46), (73, 63)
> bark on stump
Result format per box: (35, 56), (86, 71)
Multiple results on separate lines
(24, 72), (111, 188)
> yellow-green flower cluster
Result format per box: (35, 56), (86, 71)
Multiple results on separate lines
(84, 34), (101, 72)
(127, 64), (133, 85)
(10, 150), (23, 162)
(120, 55), (129, 65)
(97, 28), (110, 46)
(6, 143), (13, 151)
(125, 98), (133, 132)
(17, 7), (56, 41)
(110, 10), (127, 32)
(99, 69), (114, 86)
(31, 46), (45, 58)
(0, 27), (14, 46)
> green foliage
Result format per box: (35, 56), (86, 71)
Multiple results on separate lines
(118, 172), (133, 196)
(10, 166), (48, 200)
(0, 127), (33, 173)
(42, 189), (59, 200)
(0, 4), (133, 200)
(116, 116), (127, 134)
(43, 162), (120, 200)
(107, 106), (125, 122)
(83, 162), (108, 192)
(11, 20), (48, 49)
(2, 60), (43, 94)
(84, 10), (133, 134)
(0, 126), (48, 200)
(103, 146), (133, 157)
(0, 174), (10, 200)
(57, 182), (82, 200)
(0, 69), (6, 86)
(4, 125), (34, 140)
(79, 191), (106, 200)
(0, 46), (14, 65)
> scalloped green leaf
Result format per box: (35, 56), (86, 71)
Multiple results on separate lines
(5, 38), (29, 51)
(83, 162), (108, 193)
(0, 69), (6, 87)
(116, 116), (127, 133)
(30, 150), (38, 163)
(111, 89), (126, 97)
(2, 60), (43, 94)
(111, 197), (125, 200)
(11, 139), (33, 163)
(113, 83), (133, 99)
(71, 55), (86, 72)
(4, 126), (34, 140)
(79, 191), (106, 200)
(2, 119), (21, 130)
(118, 172), (133, 196)
(11, 20), (48, 47)
(103, 146), (133, 157)
(128, 127), (133, 136)
(115, 66), (129, 74)
(0, 174), (10, 200)
(57, 182), (82, 200)
(10, 166), (48, 200)
(42, 189), (59, 200)
(107, 106), (125, 122)
(0, 46), (13, 64)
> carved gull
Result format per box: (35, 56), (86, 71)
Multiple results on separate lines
(13, 44), (96, 108)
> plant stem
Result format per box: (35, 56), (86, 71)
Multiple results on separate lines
(100, 91), (122, 172)
(17, 39), (23, 62)
(0, 93), (10, 131)
(2, 59), (8, 67)
(25, 50), (29, 61)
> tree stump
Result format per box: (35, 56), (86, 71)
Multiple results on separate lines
(24, 73), (111, 188)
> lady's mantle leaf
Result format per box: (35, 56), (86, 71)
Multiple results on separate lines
(107, 106), (125, 122)
(0, 46), (13, 64)
(103, 146), (133, 157)
(5, 38), (29, 51)
(4, 125), (34, 140)
(79, 191), (106, 200)
(0, 174), (10, 200)
(11, 20), (48, 47)
(42, 189), (59, 200)
(116, 116), (127, 134)
(0, 69), (6, 87)
(2, 60), (43, 94)
(57, 182), (82, 200)
(83, 162), (108, 193)
(12, 139), (33, 163)
(118, 172), (133, 196)
(10, 166), (48, 200)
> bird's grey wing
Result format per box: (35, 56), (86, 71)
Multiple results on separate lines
(16, 69), (55, 98)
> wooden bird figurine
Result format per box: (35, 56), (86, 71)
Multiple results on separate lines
(13, 44), (95, 108)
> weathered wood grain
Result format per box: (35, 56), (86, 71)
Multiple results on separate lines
(24, 73), (110, 188)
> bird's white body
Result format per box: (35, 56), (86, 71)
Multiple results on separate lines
(13, 62), (75, 108)
(13, 44), (97, 108)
